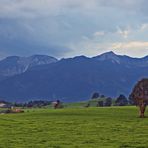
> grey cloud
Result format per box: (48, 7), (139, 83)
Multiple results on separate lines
(0, 0), (148, 58)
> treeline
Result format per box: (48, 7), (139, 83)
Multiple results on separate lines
(0, 92), (133, 109)
(0, 100), (52, 108)
(15, 100), (52, 108)
(90, 92), (130, 107)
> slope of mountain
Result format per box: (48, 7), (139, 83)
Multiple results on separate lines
(94, 51), (148, 66)
(0, 52), (147, 102)
(0, 55), (58, 80)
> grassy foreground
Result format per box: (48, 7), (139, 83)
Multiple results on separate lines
(0, 107), (148, 148)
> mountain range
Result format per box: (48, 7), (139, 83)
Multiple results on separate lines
(0, 55), (57, 81)
(0, 51), (147, 102)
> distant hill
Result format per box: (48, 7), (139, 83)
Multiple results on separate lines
(0, 55), (58, 81)
(0, 51), (147, 102)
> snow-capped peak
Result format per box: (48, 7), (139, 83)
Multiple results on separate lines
(93, 51), (121, 64)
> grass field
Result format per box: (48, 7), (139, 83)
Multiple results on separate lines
(0, 107), (148, 148)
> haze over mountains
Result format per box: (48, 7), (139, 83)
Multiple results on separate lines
(0, 51), (148, 102)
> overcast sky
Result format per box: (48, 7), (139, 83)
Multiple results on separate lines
(0, 0), (148, 58)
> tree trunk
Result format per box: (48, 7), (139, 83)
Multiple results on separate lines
(139, 103), (146, 118)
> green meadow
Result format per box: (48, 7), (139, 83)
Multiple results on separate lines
(0, 107), (148, 148)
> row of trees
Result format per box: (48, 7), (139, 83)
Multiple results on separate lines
(10, 100), (52, 108)
(0, 93), (132, 109)
(91, 92), (129, 107)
